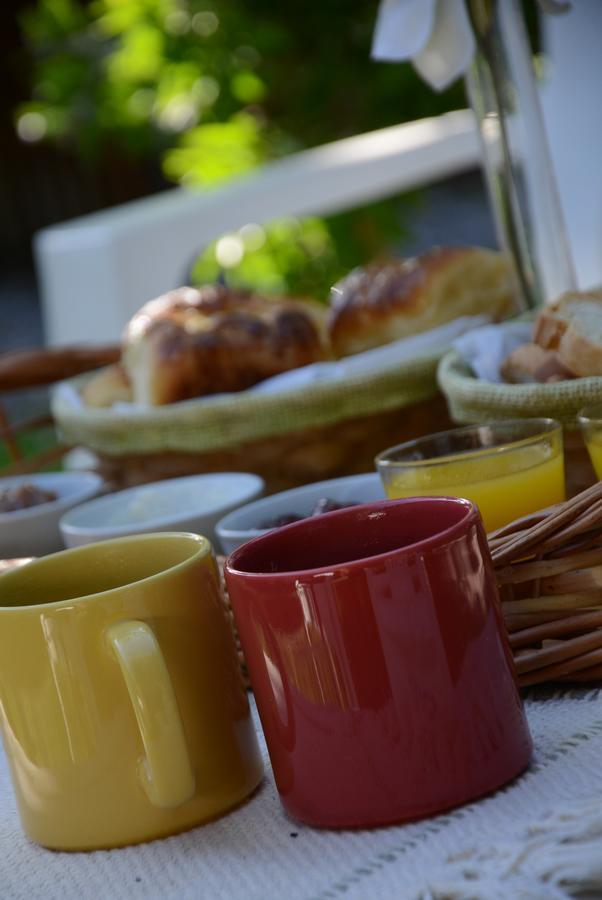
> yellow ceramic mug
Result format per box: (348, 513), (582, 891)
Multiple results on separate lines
(0, 532), (263, 850)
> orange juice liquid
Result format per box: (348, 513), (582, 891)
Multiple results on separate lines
(586, 437), (602, 481)
(382, 443), (565, 533)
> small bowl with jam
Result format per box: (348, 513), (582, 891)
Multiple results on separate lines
(216, 472), (384, 554)
(0, 472), (104, 559)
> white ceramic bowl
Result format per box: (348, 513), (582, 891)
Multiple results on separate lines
(0, 472), (104, 559)
(60, 472), (265, 549)
(216, 472), (385, 555)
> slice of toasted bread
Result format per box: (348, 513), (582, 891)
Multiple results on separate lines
(557, 313), (602, 376)
(533, 290), (602, 350)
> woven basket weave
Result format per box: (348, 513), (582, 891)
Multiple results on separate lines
(438, 349), (602, 426)
(52, 351), (452, 491)
(0, 342), (453, 487)
(490, 482), (602, 687)
(54, 353), (443, 455)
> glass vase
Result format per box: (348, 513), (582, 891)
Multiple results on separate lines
(465, 0), (576, 310)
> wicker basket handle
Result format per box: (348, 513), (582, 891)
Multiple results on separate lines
(0, 345), (120, 391)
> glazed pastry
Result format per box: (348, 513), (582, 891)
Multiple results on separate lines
(327, 247), (516, 357)
(122, 285), (330, 405)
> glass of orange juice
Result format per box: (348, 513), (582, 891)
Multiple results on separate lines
(375, 419), (565, 534)
(578, 406), (602, 480)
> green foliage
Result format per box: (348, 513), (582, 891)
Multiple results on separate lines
(0, 427), (60, 471)
(16, 0), (464, 298)
(163, 112), (264, 185)
(191, 194), (419, 299)
(192, 217), (340, 298)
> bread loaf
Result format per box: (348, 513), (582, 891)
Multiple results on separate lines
(327, 247), (516, 357)
(122, 285), (330, 406)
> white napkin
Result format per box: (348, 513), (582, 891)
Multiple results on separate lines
(251, 314), (490, 393)
(371, 0), (475, 91)
(452, 319), (533, 383)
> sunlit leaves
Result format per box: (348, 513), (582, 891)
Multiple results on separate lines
(93, 0), (172, 36)
(106, 24), (164, 82)
(18, 0), (243, 159)
(15, 0), (463, 297)
(163, 112), (265, 184)
(230, 70), (266, 104)
(192, 217), (345, 299)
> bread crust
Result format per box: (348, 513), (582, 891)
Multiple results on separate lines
(501, 290), (602, 383)
(558, 326), (602, 377)
(533, 290), (602, 349)
(532, 305), (568, 349)
(81, 364), (132, 407)
(327, 247), (516, 357)
(501, 343), (574, 383)
(530, 290), (602, 377)
(122, 285), (330, 405)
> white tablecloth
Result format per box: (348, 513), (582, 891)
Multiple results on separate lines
(3, 690), (602, 900)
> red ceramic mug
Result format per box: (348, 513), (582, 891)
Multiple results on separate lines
(225, 497), (532, 829)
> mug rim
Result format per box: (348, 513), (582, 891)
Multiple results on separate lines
(226, 496), (479, 579)
(0, 531), (211, 613)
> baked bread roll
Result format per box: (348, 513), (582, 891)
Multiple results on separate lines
(81, 364), (132, 407)
(122, 285), (330, 406)
(327, 247), (516, 357)
(500, 343), (574, 384)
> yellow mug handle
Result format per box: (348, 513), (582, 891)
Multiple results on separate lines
(106, 620), (196, 809)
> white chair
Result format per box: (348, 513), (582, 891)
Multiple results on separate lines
(34, 110), (479, 345)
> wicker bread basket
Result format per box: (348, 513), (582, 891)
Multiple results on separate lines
(0, 342), (455, 486)
(51, 349), (454, 492)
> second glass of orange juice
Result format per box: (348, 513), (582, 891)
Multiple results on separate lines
(578, 406), (602, 480)
(375, 419), (565, 534)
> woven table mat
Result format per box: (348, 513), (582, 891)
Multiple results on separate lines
(2, 689), (602, 900)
